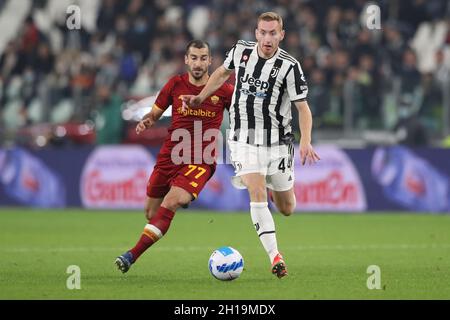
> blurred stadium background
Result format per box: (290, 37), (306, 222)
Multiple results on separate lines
(1, 0), (450, 300)
(1, 0), (450, 212)
(0, 0), (449, 147)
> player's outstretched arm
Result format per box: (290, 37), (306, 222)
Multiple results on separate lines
(136, 105), (165, 135)
(294, 100), (320, 165)
(182, 66), (233, 108)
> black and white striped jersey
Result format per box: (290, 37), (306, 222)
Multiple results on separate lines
(223, 40), (308, 146)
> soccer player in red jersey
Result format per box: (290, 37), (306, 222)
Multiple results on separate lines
(115, 40), (233, 273)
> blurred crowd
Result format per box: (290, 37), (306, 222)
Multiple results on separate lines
(0, 0), (450, 146)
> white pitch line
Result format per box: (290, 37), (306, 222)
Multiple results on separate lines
(1, 244), (450, 253)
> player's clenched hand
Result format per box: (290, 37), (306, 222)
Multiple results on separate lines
(135, 118), (154, 135)
(299, 140), (320, 165)
(181, 95), (202, 111)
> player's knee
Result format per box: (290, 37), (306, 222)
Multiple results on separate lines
(247, 185), (267, 202)
(176, 196), (191, 208)
(162, 194), (190, 211)
(161, 197), (178, 211)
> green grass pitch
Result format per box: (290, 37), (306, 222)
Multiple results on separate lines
(0, 208), (449, 299)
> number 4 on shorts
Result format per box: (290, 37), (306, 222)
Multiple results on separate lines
(278, 158), (292, 173)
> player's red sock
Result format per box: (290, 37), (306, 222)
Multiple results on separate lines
(148, 206), (175, 235)
(129, 206), (175, 261)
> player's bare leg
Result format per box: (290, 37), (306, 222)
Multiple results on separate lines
(241, 173), (287, 278)
(159, 186), (193, 212)
(271, 188), (296, 216)
(241, 173), (267, 201)
(144, 197), (164, 220)
(115, 187), (192, 273)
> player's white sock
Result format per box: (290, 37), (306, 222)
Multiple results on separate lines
(250, 202), (279, 263)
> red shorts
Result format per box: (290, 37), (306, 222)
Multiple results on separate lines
(146, 164), (215, 199)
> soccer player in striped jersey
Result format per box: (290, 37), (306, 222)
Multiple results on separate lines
(183, 12), (320, 278)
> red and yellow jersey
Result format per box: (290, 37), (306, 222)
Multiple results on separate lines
(154, 73), (233, 168)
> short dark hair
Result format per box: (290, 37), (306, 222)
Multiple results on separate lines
(185, 40), (211, 56)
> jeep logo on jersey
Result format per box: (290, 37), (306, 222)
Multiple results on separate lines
(240, 74), (269, 90)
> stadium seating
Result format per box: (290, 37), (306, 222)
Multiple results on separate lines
(0, 0), (449, 147)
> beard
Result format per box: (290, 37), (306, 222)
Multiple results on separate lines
(190, 68), (207, 80)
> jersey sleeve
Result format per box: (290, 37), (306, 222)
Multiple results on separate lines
(223, 44), (237, 70)
(286, 61), (308, 102)
(154, 77), (175, 110)
(223, 83), (234, 110)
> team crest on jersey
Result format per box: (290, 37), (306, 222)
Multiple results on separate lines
(240, 55), (249, 68)
(210, 95), (219, 104)
(233, 161), (242, 171)
(270, 67), (280, 78)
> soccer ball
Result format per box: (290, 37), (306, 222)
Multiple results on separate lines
(208, 246), (244, 281)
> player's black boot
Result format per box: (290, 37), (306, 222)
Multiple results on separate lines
(115, 251), (134, 273)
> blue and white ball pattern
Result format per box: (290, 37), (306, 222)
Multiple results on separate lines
(208, 246), (244, 281)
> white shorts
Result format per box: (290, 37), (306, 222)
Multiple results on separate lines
(228, 140), (295, 192)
